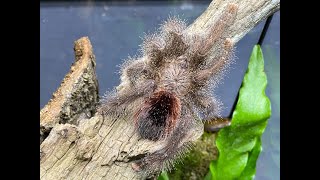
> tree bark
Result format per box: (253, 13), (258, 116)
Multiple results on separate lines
(40, 37), (99, 144)
(40, 1), (280, 179)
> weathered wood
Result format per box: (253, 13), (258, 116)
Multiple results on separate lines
(40, 37), (99, 144)
(187, 0), (280, 44)
(40, 1), (280, 179)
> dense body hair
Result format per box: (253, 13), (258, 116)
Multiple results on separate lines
(98, 3), (238, 175)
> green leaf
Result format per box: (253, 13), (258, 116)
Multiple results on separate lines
(204, 171), (212, 180)
(209, 45), (271, 180)
(158, 171), (170, 180)
(238, 138), (262, 180)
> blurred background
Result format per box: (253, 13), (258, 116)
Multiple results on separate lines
(40, 1), (279, 179)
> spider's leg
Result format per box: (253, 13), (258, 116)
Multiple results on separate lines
(191, 92), (231, 132)
(132, 112), (195, 173)
(198, 3), (238, 56)
(193, 38), (234, 87)
(160, 17), (188, 57)
(192, 93), (231, 131)
(192, 92), (222, 121)
(161, 16), (186, 35)
(142, 34), (165, 68)
(188, 3), (238, 67)
(122, 59), (153, 85)
(98, 79), (156, 115)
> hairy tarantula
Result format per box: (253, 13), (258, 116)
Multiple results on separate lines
(97, 3), (238, 175)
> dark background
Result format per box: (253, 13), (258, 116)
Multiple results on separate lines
(40, 1), (280, 179)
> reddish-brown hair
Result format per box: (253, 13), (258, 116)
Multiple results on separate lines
(134, 90), (181, 140)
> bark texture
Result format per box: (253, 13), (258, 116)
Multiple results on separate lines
(40, 37), (99, 144)
(40, 1), (280, 179)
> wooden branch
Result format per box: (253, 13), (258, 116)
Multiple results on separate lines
(40, 37), (99, 144)
(187, 0), (280, 44)
(40, 1), (280, 179)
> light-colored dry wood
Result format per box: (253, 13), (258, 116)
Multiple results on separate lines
(188, 0), (280, 44)
(40, 37), (99, 144)
(40, 1), (280, 179)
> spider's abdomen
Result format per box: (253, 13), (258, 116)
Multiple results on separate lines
(134, 90), (181, 141)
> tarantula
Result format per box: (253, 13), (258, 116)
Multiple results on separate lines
(97, 3), (238, 175)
